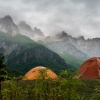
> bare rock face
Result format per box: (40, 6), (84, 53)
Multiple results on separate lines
(76, 38), (100, 58)
(18, 21), (34, 39)
(0, 42), (18, 57)
(38, 31), (100, 60)
(0, 15), (44, 39)
(0, 15), (19, 36)
(33, 27), (44, 38)
(18, 21), (44, 39)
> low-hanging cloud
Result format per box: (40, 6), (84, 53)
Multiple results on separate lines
(0, 0), (100, 39)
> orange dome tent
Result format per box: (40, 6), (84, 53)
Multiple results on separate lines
(78, 57), (100, 79)
(22, 66), (58, 80)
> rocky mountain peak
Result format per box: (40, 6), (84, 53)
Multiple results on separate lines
(62, 31), (68, 35)
(18, 20), (33, 32)
(54, 31), (74, 41)
(18, 20), (34, 39)
(77, 36), (85, 41)
(3, 15), (12, 20)
(33, 27), (44, 36)
(55, 31), (67, 38)
(0, 15), (19, 36)
(18, 21), (44, 39)
(0, 15), (13, 24)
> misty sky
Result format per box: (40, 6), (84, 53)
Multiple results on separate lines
(0, 0), (100, 39)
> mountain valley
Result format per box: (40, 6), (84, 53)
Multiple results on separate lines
(0, 15), (100, 75)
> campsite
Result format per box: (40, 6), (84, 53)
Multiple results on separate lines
(0, 0), (100, 100)
(1, 56), (100, 100)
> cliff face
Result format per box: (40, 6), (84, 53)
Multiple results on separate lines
(76, 38), (100, 57)
(0, 15), (44, 39)
(0, 42), (18, 57)
(40, 31), (100, 59)
(18, 21), (34, 39)
(18, 21), (44, 39)
(0, 15), (19, 36)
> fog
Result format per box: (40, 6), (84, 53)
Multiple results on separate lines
(0, 0), (100, 39)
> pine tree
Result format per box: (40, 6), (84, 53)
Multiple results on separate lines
(0, 53), (7, 99)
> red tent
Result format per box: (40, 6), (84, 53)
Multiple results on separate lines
(78, 57), (100, 79)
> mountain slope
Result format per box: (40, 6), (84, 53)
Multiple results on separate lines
(41, 41), (86, 69)
(38, 32), (88, 68)
(7, 46), (70, 75)
(0, 32), (72, 76)
(38, 31), (100, 69)
(1, 15), (100, 72)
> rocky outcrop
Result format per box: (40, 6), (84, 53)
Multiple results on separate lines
(39, 31), (100, 60)
(0, 42), (18, 57)
(33, 27), (44, 38)
(0, 15), (19, 36)
(18, 21), (44, 39)
(0, 15), (44, 39)
(18, 21), (34, 39)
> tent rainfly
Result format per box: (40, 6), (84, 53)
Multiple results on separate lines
(22, 66), (58, 80)
(78, 57), (100, 79)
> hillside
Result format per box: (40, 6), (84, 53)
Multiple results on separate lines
(0, 32), (72, 76)
(0, 15), (100, 72)
(37, 31), (100, 68)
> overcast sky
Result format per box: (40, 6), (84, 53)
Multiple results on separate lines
(0, 0), (100, 39)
